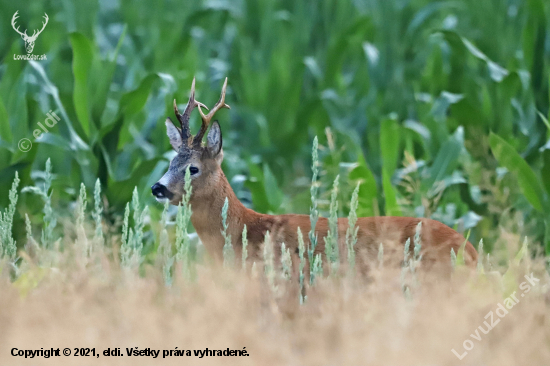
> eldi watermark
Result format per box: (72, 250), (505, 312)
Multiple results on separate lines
(18, 110), (61, 152)
(451, 273), (540, 360)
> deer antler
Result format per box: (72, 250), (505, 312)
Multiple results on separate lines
(173, 78), (208, 144)
(28, 13), (48, 40)
(193, 77), (230, 146)
(11, 11), (27, 38)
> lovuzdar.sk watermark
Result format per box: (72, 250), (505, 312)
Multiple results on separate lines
(451, 272), (540, 360)
(11, 10), (48, 60)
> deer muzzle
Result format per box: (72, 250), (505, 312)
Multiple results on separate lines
(151, 182), (173, 202)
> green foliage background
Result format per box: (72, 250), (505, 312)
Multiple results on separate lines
(0, 0), (549, 255)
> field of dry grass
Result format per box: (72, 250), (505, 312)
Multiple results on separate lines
(1, 235), (549, 366)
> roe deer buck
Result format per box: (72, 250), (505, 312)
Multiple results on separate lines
(151, 78), (478, 275)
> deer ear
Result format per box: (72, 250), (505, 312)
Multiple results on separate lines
(165, 117), (183, 150)
(207, 121), (223, 163)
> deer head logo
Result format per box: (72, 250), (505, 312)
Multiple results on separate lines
(11, 11), (49, 54)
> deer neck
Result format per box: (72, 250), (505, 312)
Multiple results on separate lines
(189, 168), (252, 260)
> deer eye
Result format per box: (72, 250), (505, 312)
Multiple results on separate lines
(189, 166), (199, 175)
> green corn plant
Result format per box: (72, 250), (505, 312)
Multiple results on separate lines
(324, 175), (339, 277)
(489, 132), (550, 254)
(346, 182), (360, 275)
(242, 225), (248, 271)
(308, 136), (320, 285)
(176, 167), (193, 279)
(221, 197), (234, 268)
(0, 172), (20, 259)
(92, 179), (104, 248)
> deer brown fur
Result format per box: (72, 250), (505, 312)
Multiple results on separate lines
(151, 78), (478, 277)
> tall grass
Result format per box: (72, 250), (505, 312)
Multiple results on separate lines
(308, 136), (320, 285)
(346, 183), (360, 273)
(242, 224), (248, 270)
(120, 188), (148, 269)
(222, 197), (234, 268)
(0, 0), (548, 256)
(0, 172), (19, 260)
(75, 182), (89, 259)
(21, 159), (56, 251)
(0, 137), (548, 365)
(176, 167), (193, 279)
(92, 179), (104, 248)
(297, 227), (306, 303)
(263, 231), (275, 291)
(157, 200), (173, 286)
(281, 243), (292, 281)
(325, 175), (339, 276)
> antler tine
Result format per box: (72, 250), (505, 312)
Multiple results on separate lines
(36, 13), (49, 36)
(193, 77), (230, 145)
(11, 11), (26, 37)
(173, 78), (208, 144)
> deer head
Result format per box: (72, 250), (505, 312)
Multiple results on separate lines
(12, 11), (49, 54)
(152, 78), (230, 205)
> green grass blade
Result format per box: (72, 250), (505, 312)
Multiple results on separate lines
(489, 132), (547, 212)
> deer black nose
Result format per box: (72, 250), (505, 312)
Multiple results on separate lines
(151, 182), (173, 199)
